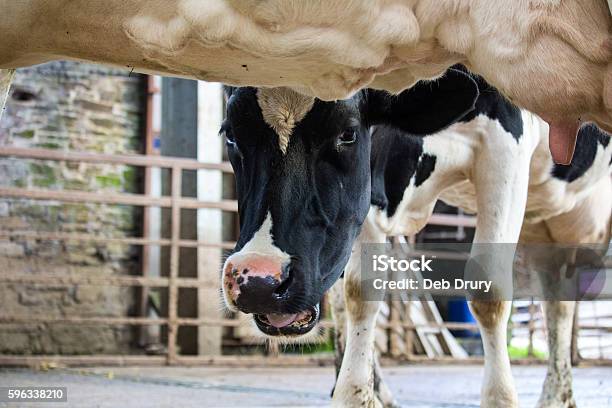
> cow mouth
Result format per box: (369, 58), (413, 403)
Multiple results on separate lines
(253, 304), (320, 336)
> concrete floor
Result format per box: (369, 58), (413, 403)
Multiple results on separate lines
(0, 364), (611, 407)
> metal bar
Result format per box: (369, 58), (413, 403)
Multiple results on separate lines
(0, 316), (169, 325)
(0, 312), (547, 332)
(0, 230), (236, 249)
(0, 187), (238, 211)
(0, 316), (247, 327)
(427, 213), (477, 228)
(0, 186), (170, 207)
(0, 146), (234, 173)
(0, 273), (200, 288)
(0, 314), (335, 329)
(167, 166), (181, 364)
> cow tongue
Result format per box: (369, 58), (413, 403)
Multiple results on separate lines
(266, 313), (298, 328)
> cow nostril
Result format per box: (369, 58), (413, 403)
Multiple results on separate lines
(273, 266), (294, 298)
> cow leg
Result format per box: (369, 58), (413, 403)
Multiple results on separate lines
(469, 300), (516, 406)
(333, 214), (386, 407)
(330, 276), (398, 407)
(469, 121), (536, 407)
(523, 234), (577, 408)
(0, 69), (15, 121)
(537, 301), (577, 408)
(333, 274), (381, 407)
(530, 180), (611, 408)
(520, 224), (577, 408)
(329, 278), (347, 395)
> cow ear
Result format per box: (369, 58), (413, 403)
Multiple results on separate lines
(363, 68), (479, 135)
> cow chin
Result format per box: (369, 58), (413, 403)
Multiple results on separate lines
(252, 304), (320, 337)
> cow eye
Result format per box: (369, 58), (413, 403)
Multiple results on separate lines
(337, 130), (357, 146)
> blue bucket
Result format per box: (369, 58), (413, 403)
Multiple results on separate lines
(448, 299), (479, 338)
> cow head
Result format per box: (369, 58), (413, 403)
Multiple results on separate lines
(221, 69), (478, 337)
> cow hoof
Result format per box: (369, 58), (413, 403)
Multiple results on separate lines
(332, 397), (380, 408)
(481, 400), (518, 408)
(537, 374), (576, 408)
(374, 386), (399, 408)
(332, 386), (380, 408)
(481, 390), (519, 408)
(376, 395), (399, 408)
(536, 395), (577, 408)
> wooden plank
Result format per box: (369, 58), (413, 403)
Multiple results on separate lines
(0, 186), (170, 207)
(166, 166), (181, 364)
(0, 273), (194, 288)
(0, 146), (233, 172)
(0, 314), (335, 328)
(0, 186), (238, 211)
(394, 234), (467, 359)
(388, 301), (401, 357)
(0, 230), (236, 249)
(404, 300), (415, 360)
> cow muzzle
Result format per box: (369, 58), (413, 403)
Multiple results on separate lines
(253, 304), (320, 336)
(222, 253), (320, 336)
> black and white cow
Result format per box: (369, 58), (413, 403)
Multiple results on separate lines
(220, 70), (612, 407)
(329, 86), (611, 407)
(220, 68), (479, 336)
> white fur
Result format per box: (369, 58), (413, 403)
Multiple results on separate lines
(256, 87), (314, 154)
(221, 212), (290, 310)
(333, 211), (387, 408)
(0, 0), (610, 133)
(230, 212), (288, 259)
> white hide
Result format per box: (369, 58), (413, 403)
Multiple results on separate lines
(0, 0), (610, 133)
(221, 212), (290, 311)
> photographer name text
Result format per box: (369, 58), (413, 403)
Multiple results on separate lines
(371, 254), (492, 293)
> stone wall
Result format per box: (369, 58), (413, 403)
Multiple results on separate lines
(0, 62), (145, 354)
